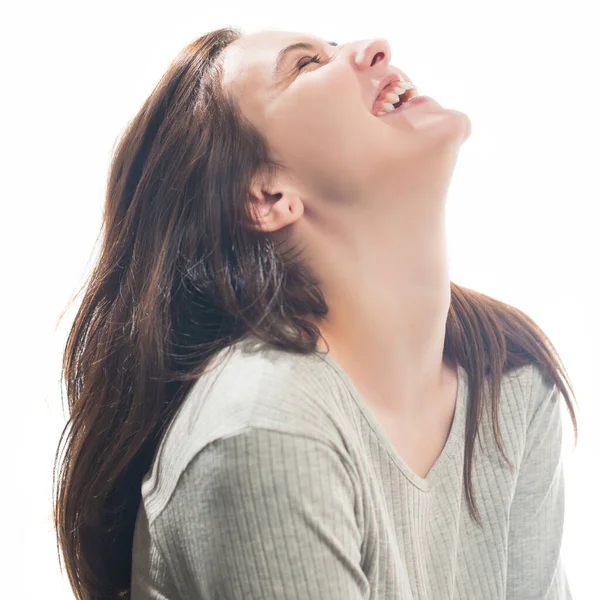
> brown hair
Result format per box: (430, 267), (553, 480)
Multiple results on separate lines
(52, 26), (579, 600)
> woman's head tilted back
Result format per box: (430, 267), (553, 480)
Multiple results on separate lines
(220, 29), (471, 370)
(53, 27), (574, 600)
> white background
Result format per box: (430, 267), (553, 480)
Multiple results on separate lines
(2, 0), (598, 597)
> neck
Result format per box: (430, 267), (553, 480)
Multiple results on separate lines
(304, 196), (452, 415)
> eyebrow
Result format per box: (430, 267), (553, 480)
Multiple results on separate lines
(273, 40), (339, 78)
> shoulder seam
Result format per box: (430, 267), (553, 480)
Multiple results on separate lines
(142, 507), (183, 597)
(183, 426), (358, 482)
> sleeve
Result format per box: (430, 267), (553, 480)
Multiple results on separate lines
(153, 427), (369, 600)
(506, 368), (572, 600)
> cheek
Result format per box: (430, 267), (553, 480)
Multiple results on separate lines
(267, 111), (392, 199)
(270, 90), (376, 164)
(270, 72), (358, 139)
(264, 77), (415, 190)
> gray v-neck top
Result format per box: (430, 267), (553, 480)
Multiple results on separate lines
(131, 334), (571, 599)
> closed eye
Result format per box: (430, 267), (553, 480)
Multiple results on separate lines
(297, 54), (323, 70)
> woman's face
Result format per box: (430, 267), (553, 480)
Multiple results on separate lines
(220, 30), (471, 205)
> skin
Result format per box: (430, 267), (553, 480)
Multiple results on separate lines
(220, 30), (472, 424)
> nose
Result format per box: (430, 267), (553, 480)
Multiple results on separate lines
(354, 39), (392, 70)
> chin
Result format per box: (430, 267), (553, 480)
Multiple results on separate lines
(417, 108), (471, 149)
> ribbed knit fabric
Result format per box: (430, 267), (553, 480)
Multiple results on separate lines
(131, 333), (571, 599)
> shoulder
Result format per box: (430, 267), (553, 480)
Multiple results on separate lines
(141, 335), (351, 524)
(522, 363), (564, 451)
(474, 363), (560, 459)
(505, 362), (560, 424)
(492, 362), (558, 417)
(188, 334), (346, 440)
(497, 363), (564, 463)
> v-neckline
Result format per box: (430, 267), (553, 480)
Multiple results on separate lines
(315, 351), (468, 492)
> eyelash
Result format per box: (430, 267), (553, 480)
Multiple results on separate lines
(297, 53), (323, 70)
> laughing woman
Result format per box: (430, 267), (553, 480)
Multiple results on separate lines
(53, 27), (578, 600)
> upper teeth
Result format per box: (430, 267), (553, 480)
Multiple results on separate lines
(375, 81), (416, 116)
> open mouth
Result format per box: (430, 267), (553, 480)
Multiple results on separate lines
(373, 80), (418, 116)
(391, 89), (417, 109)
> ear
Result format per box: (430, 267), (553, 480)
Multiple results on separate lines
(248, 182), (305, 233)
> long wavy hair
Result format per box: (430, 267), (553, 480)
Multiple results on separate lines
(52, 26), (579, 600)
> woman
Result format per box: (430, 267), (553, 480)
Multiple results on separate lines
(53, 27), (578, 599)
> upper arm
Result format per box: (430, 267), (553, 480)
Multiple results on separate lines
(506, 367), (572, 600)
(153, 428), (368, 600)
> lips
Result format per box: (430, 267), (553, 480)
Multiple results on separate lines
(371, 73), (406, 114)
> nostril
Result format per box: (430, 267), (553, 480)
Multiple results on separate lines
(371, 52), (385, 66)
